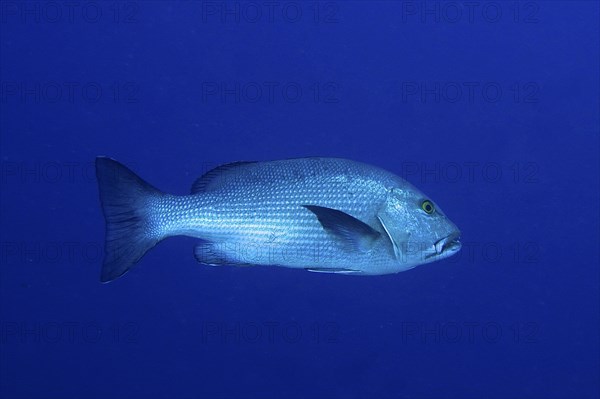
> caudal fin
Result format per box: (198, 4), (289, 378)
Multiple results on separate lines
(95, 157), (163, 282)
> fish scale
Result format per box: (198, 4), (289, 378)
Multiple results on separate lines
(95, 157), (461, 282)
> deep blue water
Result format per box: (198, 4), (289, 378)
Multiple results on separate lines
(1, 1), (599, 398)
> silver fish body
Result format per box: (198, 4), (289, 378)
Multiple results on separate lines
(96, 157), (461, 282)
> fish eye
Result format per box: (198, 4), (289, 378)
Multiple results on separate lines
(421, 200), (435, 214)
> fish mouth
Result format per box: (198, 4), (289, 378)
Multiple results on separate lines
(426, 231), (461, 259)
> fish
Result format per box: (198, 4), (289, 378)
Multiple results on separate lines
(95, 157), (461, 282)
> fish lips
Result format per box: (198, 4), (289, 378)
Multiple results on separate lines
(426, 231), (462, 259)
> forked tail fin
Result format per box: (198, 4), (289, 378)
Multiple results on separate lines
(95, 157), (163, 282)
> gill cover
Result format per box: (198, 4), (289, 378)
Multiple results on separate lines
(376, 188), (411, 260)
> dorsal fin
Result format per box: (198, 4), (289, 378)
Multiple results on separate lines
(191, 161), (257, 194)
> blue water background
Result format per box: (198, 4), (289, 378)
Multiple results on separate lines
(1, 1), (599, 398)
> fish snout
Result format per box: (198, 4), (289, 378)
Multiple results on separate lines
(433, 231), (461, 256)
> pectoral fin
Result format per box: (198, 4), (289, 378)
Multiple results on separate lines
(303, 205), (381, 252)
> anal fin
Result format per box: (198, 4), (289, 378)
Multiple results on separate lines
(194, 242), (253, 267)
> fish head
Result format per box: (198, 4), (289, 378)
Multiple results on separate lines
(377, 186), (461, 270)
